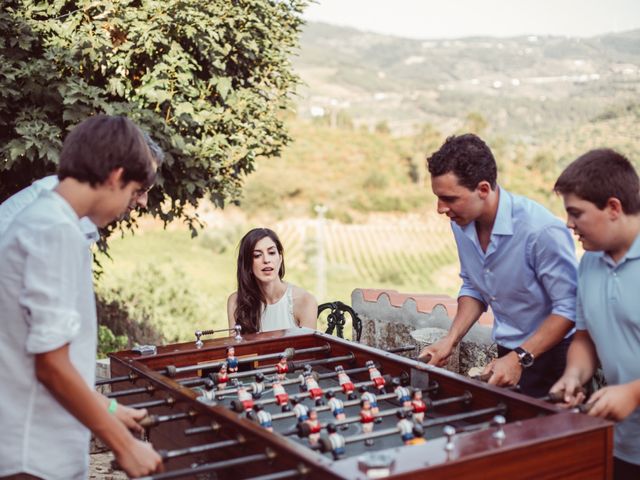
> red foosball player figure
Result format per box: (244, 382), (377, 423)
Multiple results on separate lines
(291, 397), (310, 423)
(226, 346), (239, 373)
(305, 409), (322, 446)
(253, 404), (273, 432)
(360, 386), (381, 423)
(393, 377), (412, 410)
(411, 389), (427, 424)
(272, 380), (291, 412)
(236, 382), (254, 412)
(396, 410), (415, 445)
(215, 362), (229, 390)
(325, 391), (346, 424)
(303, 369), (324, 406)
(360, 398), (375, 446)
(366, 360), (386, 393)
(325, 423), (346, 460)
(335, 365), (357, 400)
(275, 353), (289, 381)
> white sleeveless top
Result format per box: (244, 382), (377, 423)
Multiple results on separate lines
(260, 284), (297, 332)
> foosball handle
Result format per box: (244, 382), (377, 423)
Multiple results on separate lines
(443, 425), (456, 453)
(138, 415), (158, 428)
(492, 415), (506, 442)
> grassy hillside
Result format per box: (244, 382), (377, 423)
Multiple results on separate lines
(95, 23), (640, 347)
(96, 212), (462, 342)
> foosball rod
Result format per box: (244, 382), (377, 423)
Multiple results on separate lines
(269, 379), (437, 421)
(108, 353), (354, 399)
(99, 344), (415, 387)
(169, 345), (331, 377)
(134, 451), (272, 480)
(127, 363), (375, 410)
(183, 382), (440, 437)
(290, 391), (473, 436)
(197, 343), (415, 386)
(113, 353), (359, 401)
(219, 363), (376, 397)
(158, 437), (242, 461)
(341, 404), (507, 446)
(98, 345), (328, 386)
(180, 352), (357, 388)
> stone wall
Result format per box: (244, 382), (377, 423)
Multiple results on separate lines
(351, 288), (496, 376)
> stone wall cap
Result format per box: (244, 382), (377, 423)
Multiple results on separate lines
(353, 288), (493, 326)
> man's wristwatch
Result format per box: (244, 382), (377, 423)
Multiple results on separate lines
(514, 347), (535, 368)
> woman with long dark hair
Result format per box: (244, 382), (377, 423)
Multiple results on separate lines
(227, 228), (318, 333)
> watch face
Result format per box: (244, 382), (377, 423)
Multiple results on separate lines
(520, 352), (534, 368)
(515, 347), (534, 368)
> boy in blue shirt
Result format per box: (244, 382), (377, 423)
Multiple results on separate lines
(552, 148), (640, 480)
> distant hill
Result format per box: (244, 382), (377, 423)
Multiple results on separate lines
(293, 23), (640, 139)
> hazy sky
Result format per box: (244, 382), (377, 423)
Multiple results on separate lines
(304, 0), (640, 39)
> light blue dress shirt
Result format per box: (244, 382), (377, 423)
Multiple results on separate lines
(576, 235), (640, 464)
(452, 187), (577, 348)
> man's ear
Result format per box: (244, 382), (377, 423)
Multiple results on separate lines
(476, 180), (492, 199)
(105, 167), (125, 189)
(606, 197), (623, 219)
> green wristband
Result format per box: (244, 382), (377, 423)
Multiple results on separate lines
(108, 398), (118, 414)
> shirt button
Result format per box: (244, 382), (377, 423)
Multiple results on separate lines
(485, 268), (491, 273)
(491, 296), (496, 301)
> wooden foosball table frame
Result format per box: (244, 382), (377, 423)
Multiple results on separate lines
(107, 328), (613, 479)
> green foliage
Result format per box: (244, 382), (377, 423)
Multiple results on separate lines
(0, 0), (308, 233)
(96, 228), (234, 342)
(97, 262), (226, 343)
(97, 325), (128, 358)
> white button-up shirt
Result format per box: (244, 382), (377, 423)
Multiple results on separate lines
(0, 190), (96, 479)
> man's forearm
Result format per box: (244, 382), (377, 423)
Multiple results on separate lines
(520, 313), (574, 358)
(36, 346), (135, 457)
(447, 296), (486, 345)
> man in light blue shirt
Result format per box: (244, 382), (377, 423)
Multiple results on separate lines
(419, 134), (577, 397)
(551, 149), (640, 480)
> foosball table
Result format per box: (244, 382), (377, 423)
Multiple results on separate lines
(102, 327), (613, 479)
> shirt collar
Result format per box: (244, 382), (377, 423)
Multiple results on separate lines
(491, 186), (513, 236)
(460, 185), (513, 237)
(597, 230), (640, 266)
(626, 232), (640, 260)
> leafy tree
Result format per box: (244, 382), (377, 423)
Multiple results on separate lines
(0, 0), (308, 232)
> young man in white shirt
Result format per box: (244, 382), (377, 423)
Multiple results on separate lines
(0, 115), (163, 479)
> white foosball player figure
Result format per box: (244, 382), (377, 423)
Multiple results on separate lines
(366, 360), (386, 393)
(335, 365), (357, 400)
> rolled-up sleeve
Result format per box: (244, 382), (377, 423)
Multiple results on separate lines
(18, 223), (83, 353)
(452, 225), (487, 308)
(458, 268), (487, 307)
(531, 225), (578, 322)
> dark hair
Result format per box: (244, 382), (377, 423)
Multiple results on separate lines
(143, 132), (165, 168)
(427, 133), (497, 190)
(234, 228), (285, 334)
(554, 149), (640, 214)
(58, 115), (155, 189)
